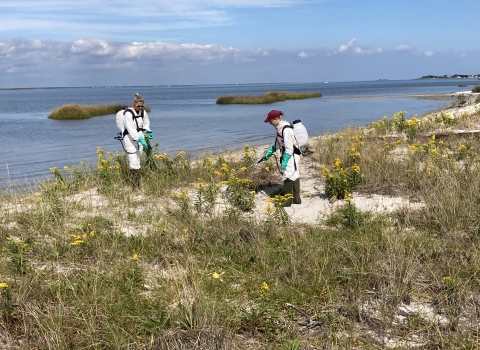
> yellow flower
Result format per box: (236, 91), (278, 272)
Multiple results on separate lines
(0, 282), (8, 289)
(351, 164), (360, 173)
(132, 253), (138, 261)
(163, 228), (168, 233)
(89, 231), (95, 237)
(212, 271), (224, 282)
(261, 282), (269, 291)
(239, 166), (247, 171)
(321, 167), (329, 177)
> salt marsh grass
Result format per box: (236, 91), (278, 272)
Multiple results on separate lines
(48, 103), (151, 120)
(1, 108), (480, 349)
(216, 91), (322, 104)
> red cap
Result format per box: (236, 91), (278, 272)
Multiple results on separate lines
(264, 110), (282, 123)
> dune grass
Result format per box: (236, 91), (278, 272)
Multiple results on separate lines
(216, 91), (322, 104)
(48, 103), (152, 120)
(1, 108), (480, 348)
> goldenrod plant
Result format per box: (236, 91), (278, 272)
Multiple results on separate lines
(265, 193), (293, 225)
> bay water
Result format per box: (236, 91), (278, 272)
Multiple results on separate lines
(0, 79), (476, 189)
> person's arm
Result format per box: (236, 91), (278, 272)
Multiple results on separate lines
(282, 127), (295, 156)
(142, 111), (151, 132)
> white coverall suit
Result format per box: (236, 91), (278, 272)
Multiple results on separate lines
(274, 120), (301, 206)
(275, 120), (300, 182)
(123, 108), (151, 169)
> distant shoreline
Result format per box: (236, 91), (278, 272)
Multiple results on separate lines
(343, 93), (455, 101)
(419, 74), (480, 79)
(1, 77), (480, 91)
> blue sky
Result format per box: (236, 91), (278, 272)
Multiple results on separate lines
(0, 0), (478, 87)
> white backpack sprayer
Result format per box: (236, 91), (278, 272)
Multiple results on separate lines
(114, 107), (148, 154)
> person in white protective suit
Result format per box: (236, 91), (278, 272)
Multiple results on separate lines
(123, 93), (152, 188)
(263, 110), (301, 207)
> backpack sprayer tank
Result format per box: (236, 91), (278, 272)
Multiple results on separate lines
(292, 119), (309, 153)
(116, 109), (126, 137)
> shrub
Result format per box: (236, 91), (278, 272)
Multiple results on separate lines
(321, 158), (361, 201)
(471, 85), (480, 93)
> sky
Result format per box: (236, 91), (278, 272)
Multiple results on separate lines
(0, 0), (479, 88)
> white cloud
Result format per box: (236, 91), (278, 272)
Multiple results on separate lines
(395, 44), (411, 53)
(333, 38), (381, 56)
(0, 38), (260, 76)
(70, 39), (112, 56)
(424, 51), (434, 57)
(0, 1), (306, 41)
(254, 47), (269, 56)
(354, 47), (383, 55)
(296, 51), (311, 58)
(336, 38), (357, 54)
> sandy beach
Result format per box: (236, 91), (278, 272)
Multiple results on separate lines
(213, 90), (480, 226)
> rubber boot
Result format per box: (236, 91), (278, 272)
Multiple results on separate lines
(129, 169), (141, 189)
(293, 178), (302, 204)
(282, 179), (294, 207)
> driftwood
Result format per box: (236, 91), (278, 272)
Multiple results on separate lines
(286, 303), (326, 329)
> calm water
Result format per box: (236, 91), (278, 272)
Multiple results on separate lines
(0, 79), (476, 188)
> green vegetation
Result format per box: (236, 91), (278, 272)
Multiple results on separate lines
(1, 108), (480, 348)
(471, 85), (480, 93)
(48, 103), (151, 120)
(216, 91), (322, 104)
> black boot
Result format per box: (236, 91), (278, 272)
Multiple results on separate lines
(293, 178), (301, 204)
(129, 169), (141, 189)
(282, 179), (294, 207)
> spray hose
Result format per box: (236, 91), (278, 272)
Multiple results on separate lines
(114, 133), (150, 154)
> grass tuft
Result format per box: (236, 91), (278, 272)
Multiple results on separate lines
(48, 103), (151, 120)
(216, 91), (322, 104)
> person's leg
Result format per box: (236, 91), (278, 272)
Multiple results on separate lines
(128, 151), (141, 188)
(293, 178), (301, 204)
(282, 179), (294, 207)
(129, 168), (140, 188)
